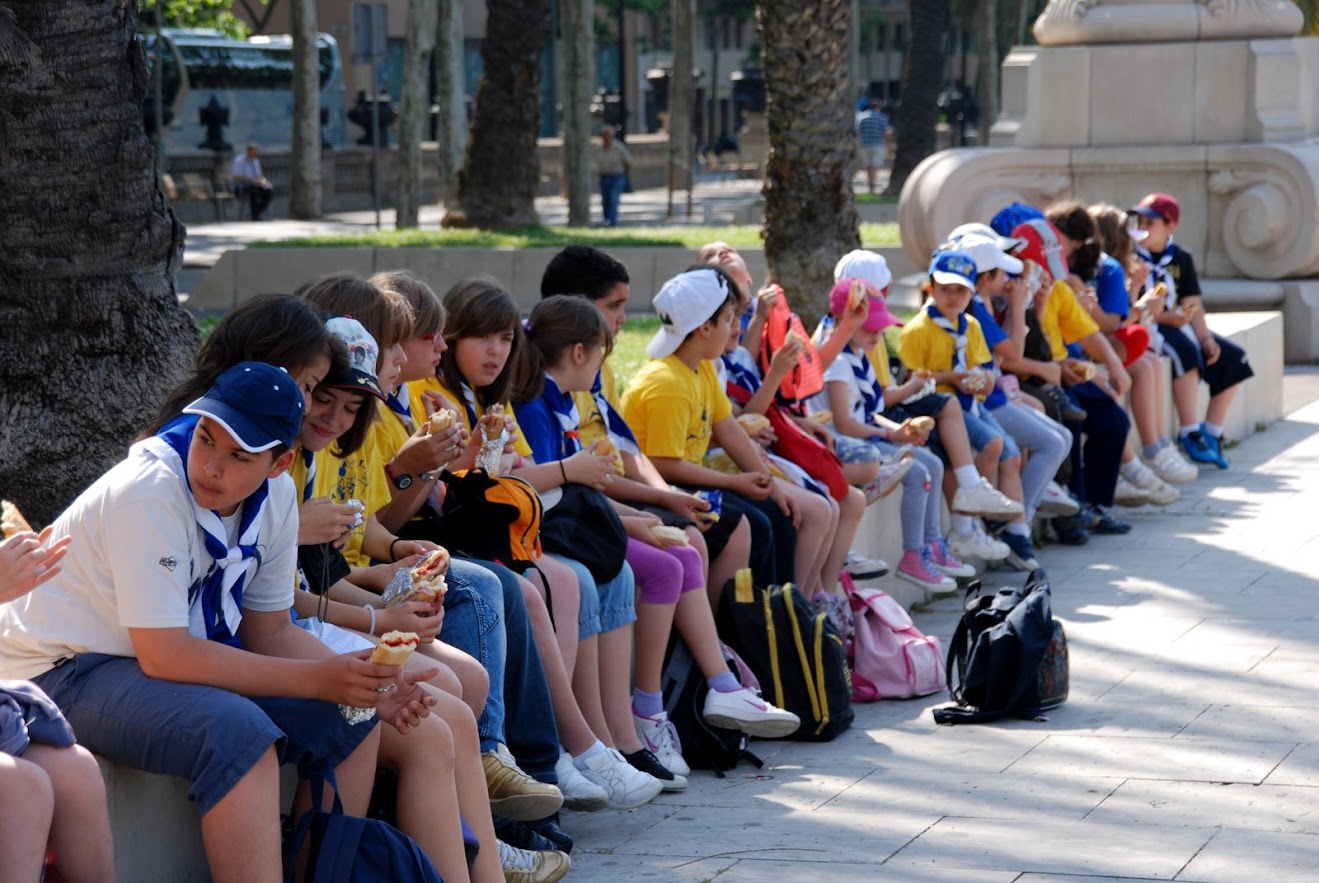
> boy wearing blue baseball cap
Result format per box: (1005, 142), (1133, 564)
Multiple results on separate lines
(0, 362), (435, 882)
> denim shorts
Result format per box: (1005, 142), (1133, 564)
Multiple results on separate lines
(963, 406), (1020, 461)
(834, 434), (882, 464)
(33, 653), (377, 815)
(544, 555), (637, 641)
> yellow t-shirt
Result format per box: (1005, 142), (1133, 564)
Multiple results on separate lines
(899, 310), (993, 395)
(621, 356), (731, 463)
(311, 400), (411, 567)
(430, 379), (533, 458)
(573, 360), (625, 475)
(1037, 279), (1100, 360)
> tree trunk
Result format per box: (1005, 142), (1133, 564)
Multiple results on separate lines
(885, 0), (950, 197)
(976, 0), (998, 147)
(668, 0), (694, 216)
(560, 0), (593, 227)
(289, 0), (322, 218)
(397, 0), (436, 228)
(758, 0), (860, 322)
(434, 0), (467, 205)
(0, 0), (199, 525)
(441, 0), (550, 228)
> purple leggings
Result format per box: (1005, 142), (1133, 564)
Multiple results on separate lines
(626, 537), (704, 605)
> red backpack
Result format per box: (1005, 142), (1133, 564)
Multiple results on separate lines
(757, 285), (824, 405)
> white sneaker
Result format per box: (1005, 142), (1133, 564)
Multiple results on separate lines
(947, 524), (1011, 562)
(1125, 461), (1180, 506)
(952, 477), (1024, 518)
(1113, 475), (1151, 508)
(703, 686), (800, 738)
(554, 751), (609, 812)
(575, 748), (662, 809)
(633, 710), (691, 778)
(1147, 445), (1198, 484)
(1037, 480), (1081, 516)
(844, 549), (889, 579)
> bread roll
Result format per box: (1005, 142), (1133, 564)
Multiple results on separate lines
(429, 410), (456, 434)
(650, 524), (690, 546)
(594, 438), (615, 456)
(809, 410), (832, 426)
(488, 404), (504, 419)
(1067, 359), (1097, 381)
(908, 416), (936, 434)
(737, 413), (771, 434)
(847, 280), (867, 311)
(785, 330), (805, 348)
(0, 501), (31, 538)
(406, 548), (449, 604)
(370, 631), (420, 666)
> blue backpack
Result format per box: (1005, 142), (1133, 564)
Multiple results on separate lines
(284, 773), (445, 883)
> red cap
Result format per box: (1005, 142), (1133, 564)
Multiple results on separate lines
(1130, 192), (1180, 225)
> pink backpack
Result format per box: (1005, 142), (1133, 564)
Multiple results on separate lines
(846, 585), (947, 701)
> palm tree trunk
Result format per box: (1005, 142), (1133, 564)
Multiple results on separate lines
(442, 0), (551, 228)
(397, 0), (437, 228)
(885, 0), (950, 197)
(976, 0), (998, 146)
(561, 0), (594, 226)
(290, 0), (322, 218)
(758, 0), (860, 321)
(435, 0), (467, 204)
(0, 0), (199, 524)
(668, 0), (695, 215)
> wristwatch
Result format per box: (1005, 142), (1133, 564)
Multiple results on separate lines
(386, 462), (439, 490)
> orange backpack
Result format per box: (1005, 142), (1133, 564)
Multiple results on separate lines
(438, 469), (543, 570)
(757, 285), (825, 406)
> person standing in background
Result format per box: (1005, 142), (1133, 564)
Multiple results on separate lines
(592, 126), (631, 227)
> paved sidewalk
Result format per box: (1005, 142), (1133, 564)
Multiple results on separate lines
(565, 391), (1319, 882)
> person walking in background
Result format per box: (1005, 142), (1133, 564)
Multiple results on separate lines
(592, 126), (631, 227)
(856, 99), (890, 194)
(230, 142), (274, 221)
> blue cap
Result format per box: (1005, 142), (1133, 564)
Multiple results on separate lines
(928, 249), (978, 289)
(183, 362), (305, 453)
(989, 202), (1045, 238)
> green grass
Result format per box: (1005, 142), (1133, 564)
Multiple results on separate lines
(854, 192), (898, 205)
(611, 316), (661, 397)
(253, 222), (900, 249)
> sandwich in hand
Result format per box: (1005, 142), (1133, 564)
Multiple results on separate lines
(808, 410), (832, 426)
(429, 409), (456, 434)
(785, 330), (805, 349)
(737, 413), (771, 434)
(847, 280), (868, 311)
(904, 416), (936, 434)
(0, 501), (32, 538)
(650, 524), (690, 546)
(1066, 359), (1097, 381)
(369, 631), (420, 666)
(403, 549), (449, 605)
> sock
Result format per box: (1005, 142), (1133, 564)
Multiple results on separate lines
(1005, 521), (1031, 538)
(631, 689), (663, 719)
(707, 672), (741, 694)
(953, 465), (980, 488)
(951, 513), (974, 535)
(1203, 421), (1223, 439)
(1180, 424), (1199, 439)
(1120, 459), (1145, 480)
(1142, 442), (1163, 460)
(573, 740), (607, 769)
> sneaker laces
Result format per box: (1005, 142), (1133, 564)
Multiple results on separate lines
(650, 715), (683, 760)
(499, 840), (538, 871)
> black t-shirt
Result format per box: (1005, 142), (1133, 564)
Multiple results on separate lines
(1147, 246), (1201, 302)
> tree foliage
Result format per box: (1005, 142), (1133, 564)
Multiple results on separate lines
(136, 0), (257, 37)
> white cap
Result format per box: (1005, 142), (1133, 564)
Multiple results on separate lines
(948, 222), (1024, 253)
(952, 233), (1024, 276)
(646, 268), (732, 359)
(832, 249), (892, 291)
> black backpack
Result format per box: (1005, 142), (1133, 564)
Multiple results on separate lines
(933, 569), (1069, 725)
(284, 773), (445, 883)
(660, 636), (763, 777)
(717, 569), (854, 742)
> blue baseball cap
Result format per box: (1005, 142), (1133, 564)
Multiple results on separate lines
(928, 249), (978, 289)
(989, 202), (1045, 238)
(183, 362), (306, 453)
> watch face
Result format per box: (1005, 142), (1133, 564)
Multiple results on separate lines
(395, 474), (413, 490)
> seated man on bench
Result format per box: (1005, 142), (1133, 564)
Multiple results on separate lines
(231, 142), (274, 221)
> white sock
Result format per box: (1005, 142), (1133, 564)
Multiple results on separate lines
(1120, 459), (1147, 480)
(1180, 424), (1199, 438)
(951, 514), (974, 535)
(1203, 421), (1223, 438)
(1005, 521), (1031, 538)
(953, 465), (980, 488)
(573, 740), (607, 769)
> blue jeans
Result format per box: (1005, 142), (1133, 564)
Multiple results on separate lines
(990, 402), (1072, 519)
(599, 173), (626, 226)
(469, 559), (561, 785)
(546, 556), (637, 641)
(1064, 381), (1131, 507)
(441, 558), (508, 755)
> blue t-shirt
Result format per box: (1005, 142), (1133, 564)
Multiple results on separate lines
(1092, 254), (1129, 318)
(512, 397), (567, 464)
(967, 298), (1008, 411)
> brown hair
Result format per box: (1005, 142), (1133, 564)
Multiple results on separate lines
(297, 272), (413, 355)
(1045, 200), (1101, 282)
(439, 276), (526, 409)
(371, 270), (447, 338)
(143, 293), (345, 438)
(1088, 202), (1140, 278)
(515, 295), (613, 402)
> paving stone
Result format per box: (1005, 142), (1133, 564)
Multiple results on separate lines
(1179, 828), (1319, 882)
(1006, 734), (1295, 784)
(886, 816), (1215, 877)
(714, 858), (1020, 881)
(1264, 743), (1319, 786)
(1087, 779), (1319, 833)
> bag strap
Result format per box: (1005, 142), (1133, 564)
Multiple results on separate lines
(933, 705), (1005, 725)
(944, 614), (973, 703)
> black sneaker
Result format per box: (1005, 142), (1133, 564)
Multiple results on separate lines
(524, 813), (573, 855)
(1051, 515), (1091, 546)
(1046, 385), (1088, 422)
(1087, 504), (1132, 535)
(493, 816), (557, 854)
(623, 747), (687, 792)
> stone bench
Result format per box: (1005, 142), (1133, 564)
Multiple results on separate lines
(851, 310), (1283, 605)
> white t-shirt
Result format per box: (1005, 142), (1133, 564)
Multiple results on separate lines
(808, 353), (870, 431)
(0, 445), (299, 681)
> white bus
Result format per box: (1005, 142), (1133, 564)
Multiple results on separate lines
(145, 28), (348, 154)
